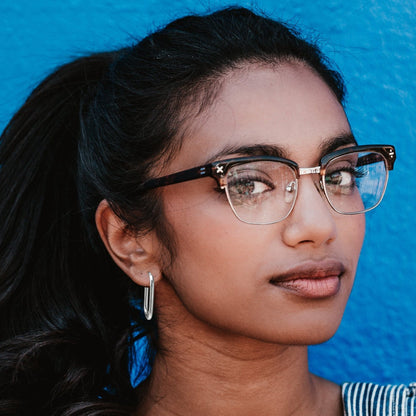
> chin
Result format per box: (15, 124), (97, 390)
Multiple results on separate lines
(300, 331), (338, 346)
(283, 318), (343, 346)
(250, 309), (345, 346)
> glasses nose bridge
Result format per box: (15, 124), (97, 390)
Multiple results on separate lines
(296, 165), (326, 200)
(298, 166), (321, 176)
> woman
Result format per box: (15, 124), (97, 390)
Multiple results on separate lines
(0, 6), (409, 416)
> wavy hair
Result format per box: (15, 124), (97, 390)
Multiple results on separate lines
(0, 7), (345, 415)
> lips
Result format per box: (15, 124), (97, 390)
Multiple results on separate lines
(269, 260), (346, 299)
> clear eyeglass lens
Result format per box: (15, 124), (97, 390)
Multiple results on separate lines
(323, 151), (388, 214)
(225, 160), (297, 224)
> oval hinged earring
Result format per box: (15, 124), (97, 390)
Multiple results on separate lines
(143, 272), (154, 320)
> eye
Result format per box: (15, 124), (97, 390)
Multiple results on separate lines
(228, 174), (274, 196)
(325, 164), (367, 197)
(226, 169), (275, 202)
(326, 169), (355, 187)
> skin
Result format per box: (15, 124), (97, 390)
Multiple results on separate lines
(97, 61), (366, 415)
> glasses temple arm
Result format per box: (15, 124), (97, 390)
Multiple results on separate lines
(140, 163), (214, 191)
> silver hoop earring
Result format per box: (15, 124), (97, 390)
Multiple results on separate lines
(143, 272), (154, 320)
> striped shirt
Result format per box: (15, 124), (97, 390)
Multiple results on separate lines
(343, 382), (416, 415)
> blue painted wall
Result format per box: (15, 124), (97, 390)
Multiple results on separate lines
(1, 0), (415, 385)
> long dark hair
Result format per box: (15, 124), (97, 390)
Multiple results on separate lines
(0, 7), (345, 415)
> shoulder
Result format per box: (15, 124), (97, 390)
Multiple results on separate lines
(342, 382), (416, 416)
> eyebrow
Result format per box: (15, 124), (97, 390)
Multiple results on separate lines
(205, 143), (288, 164)
(204, 132), (357, 164)
(318, 132), (357, 157)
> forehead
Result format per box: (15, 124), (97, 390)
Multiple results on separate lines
(168, 62), (351, 171)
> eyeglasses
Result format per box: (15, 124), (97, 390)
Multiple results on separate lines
(141, 145), (396, 225)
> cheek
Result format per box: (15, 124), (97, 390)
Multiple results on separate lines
(340, 213), (366, 258)
(162, 181), (264, 275)
(165, 200), (261, 286)
(333, 213), (365, 288)
(161, 187), (270, 319)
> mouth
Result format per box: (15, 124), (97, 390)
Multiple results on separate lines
(269, 260), (346, 299)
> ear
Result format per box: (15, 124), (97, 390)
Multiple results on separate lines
(95, 200), (162, 287)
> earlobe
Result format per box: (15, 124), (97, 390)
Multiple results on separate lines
(95, 199), (162, 287)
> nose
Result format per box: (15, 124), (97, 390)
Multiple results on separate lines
(281, 175), (337, 248)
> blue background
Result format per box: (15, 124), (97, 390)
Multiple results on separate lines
(1, 0), (415, 385)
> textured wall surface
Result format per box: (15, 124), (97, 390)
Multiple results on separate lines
(1, 0), (415, 385)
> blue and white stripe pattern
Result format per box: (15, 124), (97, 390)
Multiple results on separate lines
(343, 382), (416, 415)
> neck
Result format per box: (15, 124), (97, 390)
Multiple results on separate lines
(135, 282), (342, 416)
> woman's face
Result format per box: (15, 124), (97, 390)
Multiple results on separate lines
(157, 62), (365, 345)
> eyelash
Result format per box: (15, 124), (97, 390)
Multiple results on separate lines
(229, 175), (274, 191)
(326, 166), (365, 178)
